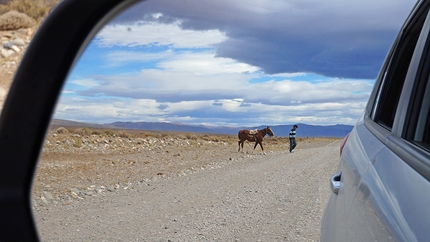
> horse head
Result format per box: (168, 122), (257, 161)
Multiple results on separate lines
(266, 126), (275, 136)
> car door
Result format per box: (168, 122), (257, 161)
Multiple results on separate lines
(321, 116), (379, 241)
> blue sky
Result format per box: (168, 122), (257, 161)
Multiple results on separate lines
(54, 0), (417, 127)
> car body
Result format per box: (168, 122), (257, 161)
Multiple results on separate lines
(321, 0), (430, 241)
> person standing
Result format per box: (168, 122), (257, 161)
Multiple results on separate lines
(289, 125), (298, 153)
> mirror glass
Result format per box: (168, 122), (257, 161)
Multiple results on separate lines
(27, 0), (415, 240)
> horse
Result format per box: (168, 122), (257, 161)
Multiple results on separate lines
(237, 126), (275, 154)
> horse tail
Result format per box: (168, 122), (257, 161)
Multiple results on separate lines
(238, 130), (241, 139)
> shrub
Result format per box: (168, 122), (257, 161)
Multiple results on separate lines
(74, 138), (82, 148)
(55, 127), (69, 134)
(176, 134), (187, 140)
(104, 130), (115, 136)
(71, 127), (92, 136)
(6, 0), (57, 22)
(0, 5), (8, 15)
(0, 10), (35, 30)
(211, 136), (220, 142)
(117, 130), (131, 138)
(91, 130), (102, 135)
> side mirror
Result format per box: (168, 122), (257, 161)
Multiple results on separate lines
(0, 0), (141, 240)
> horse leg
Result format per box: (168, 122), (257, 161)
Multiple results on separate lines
(259, 142), (266, 155)
(238, 139), (245, 152)
(251, 141), (258, 154)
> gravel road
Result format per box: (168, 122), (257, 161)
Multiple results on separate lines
(33, 140), (340, 241)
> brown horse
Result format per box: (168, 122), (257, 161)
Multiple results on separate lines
(237, 126), (275, 154)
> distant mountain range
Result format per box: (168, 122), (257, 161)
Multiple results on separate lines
(109, 121), (353, 138)
(51, 119), (353, 138)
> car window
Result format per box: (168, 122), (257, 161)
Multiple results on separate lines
(391, 5), (430, 152)
(371, 9), (427, 131)
(376, 3), (430, 181)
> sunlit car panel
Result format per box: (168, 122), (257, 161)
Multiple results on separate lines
(346, 129), (430, 241)
(323, 115), (430, 241)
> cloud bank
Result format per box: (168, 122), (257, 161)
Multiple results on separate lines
(55, 0), (416, 127)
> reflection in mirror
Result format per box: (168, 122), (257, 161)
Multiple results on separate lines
(28, 0), (399, 240)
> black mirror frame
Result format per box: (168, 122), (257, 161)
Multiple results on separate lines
(0, 0), (141, 240)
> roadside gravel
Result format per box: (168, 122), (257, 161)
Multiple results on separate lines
(33, 139), (340, 241)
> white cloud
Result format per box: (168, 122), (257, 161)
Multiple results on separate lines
(55, 93), (367, 126)
(158, 52), (259, 75)
(62, 41), (373, 126)
(103, 50), (174, 67)
(69, 78), (101, 89)
(96, 20), (228, 48)
(269, 72), (307, 78)
(56, 0), (407, 127)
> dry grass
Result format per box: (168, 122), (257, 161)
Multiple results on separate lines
(0, 0), (60, 30)
(62, 126), (232, 141)
(0, 10), (35, 30)
(33, 125), (342, 202)
(48, 125), (341, 152)
(2, 0), (59, 21)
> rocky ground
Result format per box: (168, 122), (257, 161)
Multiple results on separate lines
(31, 127), (342, 241)
(32, 133), (341, 241)
(32, 126), (340, 208)
(0, 26), (34, 108)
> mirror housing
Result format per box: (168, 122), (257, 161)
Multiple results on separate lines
(0, 0), (141, 240)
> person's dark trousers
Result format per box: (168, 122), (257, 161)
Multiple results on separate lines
(289, 138), (296, 152)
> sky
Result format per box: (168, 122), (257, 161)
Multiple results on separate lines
(54, 0), (417, 127)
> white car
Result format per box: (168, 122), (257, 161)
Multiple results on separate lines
(321, 0), (430, 241)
